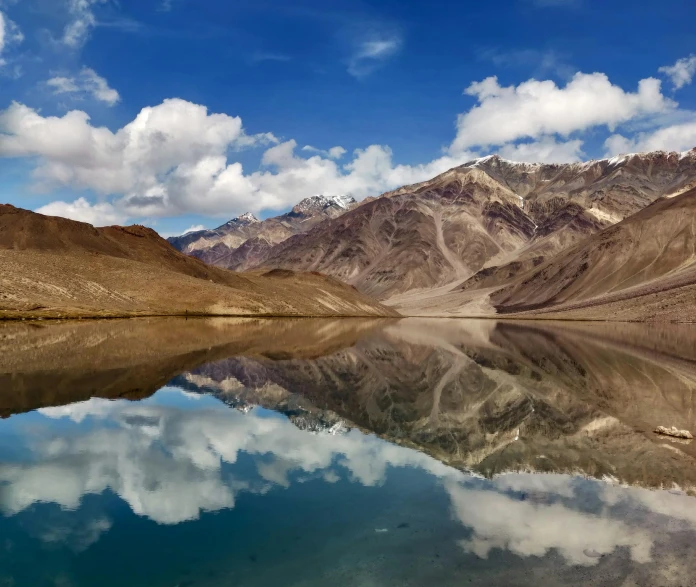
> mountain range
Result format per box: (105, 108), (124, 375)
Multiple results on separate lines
(169, 149), (696, 321)
(168, 194), (358, 271)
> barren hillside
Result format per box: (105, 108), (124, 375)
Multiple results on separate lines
(252, 150), (696, 302)
(0, 204), (397, 319)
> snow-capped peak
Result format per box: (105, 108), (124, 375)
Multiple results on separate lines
(292, 194), (357, 215)
(231, 212), (260, 224)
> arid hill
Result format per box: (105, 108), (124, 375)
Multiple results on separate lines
(167, 195), (358, 271)
(0, 204), (397, 320)
(393, 185), (696, 321)
(245, 150), (696, 304)
(488, 187), (696, 320)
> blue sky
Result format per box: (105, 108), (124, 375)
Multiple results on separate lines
(0, 0), (694, 235)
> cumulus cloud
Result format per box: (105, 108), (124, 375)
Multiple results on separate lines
(604, 118), (696, 155)
(347, 35), (401, 78)
(0, 99), (276, 217)
(36, 197), (124, 226)
(450, 73), (673, 154)
(659, 55), (696, 90)
(301, 145), (347, 159)
(2, 66), (693, 224)
(47, 67), (120, 106)
(496, 136), (585, 163)
(0, 99), (474, 222)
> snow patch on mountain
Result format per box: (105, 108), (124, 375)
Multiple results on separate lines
(292, 195), (357, 215)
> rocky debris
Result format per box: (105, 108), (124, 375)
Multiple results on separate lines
(655, 426), (694, 440)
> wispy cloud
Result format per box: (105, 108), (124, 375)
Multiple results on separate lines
(250, 52), (292, 64)
(478, 48), (575, 79)
(182, 224), (205, 234)
(347, 35), (402, 78)
(0, 9), (24, 65)
(62, 0), (140, 48)
(659, 55), (696, 90)
(46, 67), (120, 106)
(62, 0), (107, 48)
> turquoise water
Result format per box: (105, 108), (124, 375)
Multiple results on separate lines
(1, 318), (696, 585)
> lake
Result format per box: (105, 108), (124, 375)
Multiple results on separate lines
(1, 317), (695, 586)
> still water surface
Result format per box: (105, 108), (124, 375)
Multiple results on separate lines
(1, 317), (695, 586)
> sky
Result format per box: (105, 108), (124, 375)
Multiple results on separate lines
(0, 0), (694, 235)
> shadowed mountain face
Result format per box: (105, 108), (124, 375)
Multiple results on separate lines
(487, 188), (696, 320)
(6, 317), (694, 491)
(167, 195), (358, 271)
(250, 150), (696, 303)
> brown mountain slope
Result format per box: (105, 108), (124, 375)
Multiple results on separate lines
(255, 150), (696, 300)
(256, 169), (537, 298)
(0, 204), (397, 319)
(167, 195), (357, 270)
(489, 188), (696, 319)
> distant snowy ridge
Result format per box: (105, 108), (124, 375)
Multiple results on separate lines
(292, 194), (357, 215)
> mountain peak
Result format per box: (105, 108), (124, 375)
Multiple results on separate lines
(229, 212), (260, 225)
(292, 195), (357, 215)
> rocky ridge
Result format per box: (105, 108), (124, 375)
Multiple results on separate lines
(167, 194), (358, 271)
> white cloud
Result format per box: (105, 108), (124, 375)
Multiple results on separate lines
(63, 0), (108, 48)
(496, 136), (585, 163)
(2, 66), (694, 224)
(659, 55), (696, 90)
(348, 35), (401, 78)
(0, 9), (23, 63)
(301, 145), (347, 159)
(0, 99), (474, 222)
(450, 73), (673, 154)
(604, 118), (696, 155)
(3, 396), (458, 526)
(47, 67), (120, 106)
(0, 99), (277, 218)
(183, 224), (206, 234)
(36, 197), (125, 226)
(446, 482), (653, 566)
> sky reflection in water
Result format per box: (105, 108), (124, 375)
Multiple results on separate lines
(1, 386), (695, 586)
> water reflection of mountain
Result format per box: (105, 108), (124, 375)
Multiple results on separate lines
(3, 316), (696, 490)
(171, 319), (696, 491)
(0, 317), (388, 417)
